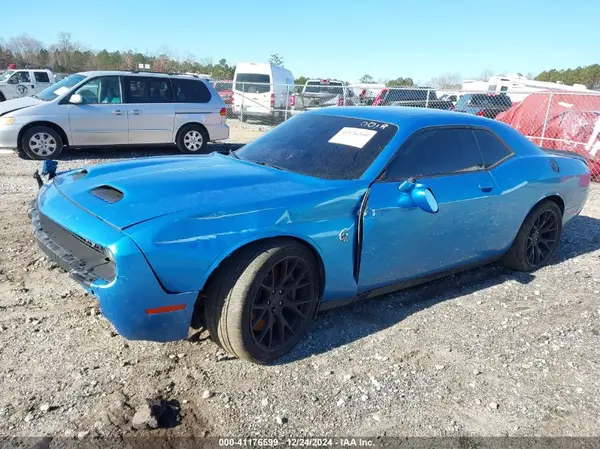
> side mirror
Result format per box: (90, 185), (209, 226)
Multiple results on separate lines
(69, 94), (83, 105)
(411, 187), (439, 214)
(7, 77), (18, 85)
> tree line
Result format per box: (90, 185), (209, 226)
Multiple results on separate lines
(535, 64), (600, 90)
(0, 32), (236, 79)
(2, 33), (598, 91)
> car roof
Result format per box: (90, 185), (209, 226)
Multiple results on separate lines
(76, 70), (206, 80)
(308, 106), (501, 127)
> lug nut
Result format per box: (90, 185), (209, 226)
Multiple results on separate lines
(278, 301), (283, 306)
(278, 290), (283, 295)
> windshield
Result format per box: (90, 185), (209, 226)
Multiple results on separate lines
(0, 70), (14, 82)
(36, 74), (86, 101)
(304, 81), (344, 95)
(235, 114), (398, 180)
(457, 94), (512, 109)
(386, 89), (432, 102)
(234, 73), (271, 93)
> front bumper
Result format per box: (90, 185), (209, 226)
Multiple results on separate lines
(29, 183), (198, 342)
(0, 124), (21, 149)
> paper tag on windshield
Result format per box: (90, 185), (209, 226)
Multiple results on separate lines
(53, 86), (70, 96)
(328, 127), (377, 148)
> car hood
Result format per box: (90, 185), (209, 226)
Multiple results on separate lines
(52, 153), (338, 230)
(0, 96), (43, 116)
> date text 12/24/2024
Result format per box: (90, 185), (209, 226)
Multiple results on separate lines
(218, 438), (375, 447)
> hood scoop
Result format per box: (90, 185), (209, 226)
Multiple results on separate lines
(90, 185), (124, 204)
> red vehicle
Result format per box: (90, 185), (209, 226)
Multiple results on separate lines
(497, 92), (600, 181)
(214, 81), (233, 105)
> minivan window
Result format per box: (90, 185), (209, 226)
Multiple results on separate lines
(234, 114), (398, 180)
(383, 128), (484, 180)
(172, 78), (212, 103)
(37, 73), (86, 101)
(124, 76), (173, 103)
(72, 76), (121, 104)
(234, 73), (271, 93)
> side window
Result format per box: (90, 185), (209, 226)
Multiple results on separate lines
(383, 128), (484, 181)
(34, 72), (50, 83)
(473, 129), (512, 168)
(10, 71), (31, 84)
(171, 78), (211, 103)
(72, 76), (121, 104)
(123, 77), (173, 103)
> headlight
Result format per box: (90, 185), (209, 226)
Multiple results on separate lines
(0, 117), (16, 125)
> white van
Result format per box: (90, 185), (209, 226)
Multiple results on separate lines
(232, 62), (294, 122)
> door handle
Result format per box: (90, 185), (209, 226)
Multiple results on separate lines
(479, 183), (494, 193)
(130, 109), (141, 115)
(112, 110), (123, 115)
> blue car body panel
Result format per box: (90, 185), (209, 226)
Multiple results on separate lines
(31, 107), (591, 342)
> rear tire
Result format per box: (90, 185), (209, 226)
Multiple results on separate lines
(176, 124), (208, 154)
(21, 126), (64, 160)
(204, 239), (321, 364)
(0, 92), (5, 102)
(501, 200), (563, 272)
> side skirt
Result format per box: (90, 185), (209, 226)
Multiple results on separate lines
(318, 255), (502, 312)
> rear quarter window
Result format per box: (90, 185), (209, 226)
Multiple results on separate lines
(172, 78), (212, 103)
(473, 129), (513, 167)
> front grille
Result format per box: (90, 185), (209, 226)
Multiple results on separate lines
(31, 203), (116, 285)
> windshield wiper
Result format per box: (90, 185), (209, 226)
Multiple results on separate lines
(255, 161), (285, 171)
(228, 149), (240, 159)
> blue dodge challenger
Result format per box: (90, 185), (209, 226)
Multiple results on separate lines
(29, 107), (591, 363)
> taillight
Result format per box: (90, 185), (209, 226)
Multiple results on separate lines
(290, 94), (296, 107)
(476, 110), (486, 116)
(220, 107), (227, 117)
(449, 104), (455, 111)
(338, 96), (343, 106)
(270, 93), (275, 108)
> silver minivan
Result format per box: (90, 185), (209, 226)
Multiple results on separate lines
(0, 71), (229, 160)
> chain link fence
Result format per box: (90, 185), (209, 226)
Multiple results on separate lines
(213, 81), (600, 180)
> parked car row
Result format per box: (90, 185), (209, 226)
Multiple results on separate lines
(212, 70), (514, 121)
(0, 70), (229, 159)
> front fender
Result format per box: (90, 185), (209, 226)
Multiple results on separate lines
(125, 189), (365, 302)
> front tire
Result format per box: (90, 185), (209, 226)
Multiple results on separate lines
(21, 126), (64, 160)
(204, 239), (321, 364)
(502, 200), (563, 272)
(176, 124), (208, 154)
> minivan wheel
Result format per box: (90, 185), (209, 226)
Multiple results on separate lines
(177, 124), (208, 154)
(21, 126), (64, 160)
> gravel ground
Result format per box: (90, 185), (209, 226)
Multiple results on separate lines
(1, 123), (599, 440)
